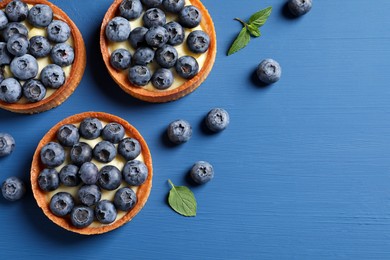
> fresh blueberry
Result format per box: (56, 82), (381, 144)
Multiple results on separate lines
(1, 177), (25, 201)
(79, 117), (103, 139)
(22, 79), (46, 103)
(132, 47), (154, 66)
(155, 45), (178, 68)
(102, 122), (125, 144)
(118, 137), (141, 160)
(40, 142), (65, 168)
(28, 4), (53, 28)
(105, 16), (131, 42)
(79, 162), (99, 185)
(49, 192), (75, 217)
(47, 20), (71, 43)
(143, 8), (166, 28)
(175, 55), (199, 79)
(50, 43), (74, 67)
(114, 187), (137, 211)
(151, 68), (173, 90)
(288, 0), (312, 16)
(0, 42), (13, 65)
(167, 119), (192, 144)
(98, 165), (122, 191)
(59, 164), (80, 187)
(141, 0), (163, 8)
(205, 108), (230, 132)
(190, 161), (214, 184)
(38, 168), (60, 191)
(95, 200), (117, 224)
(187, 30), (210, 53)
(122, 160), (148, 186)
(78, 184), (101, 206)
(29, 36), (51, 58)
(70, 142), (93, 166)
(10, 54), (39, 80)
(7, 34), (29, 57)
(0, 78), (22, 103)
(128, 65), (151, 86)
(145, 26), (169, 48)
(5, 0), (28, 22)
(164, 21), (185, 46)
(162, 0), (185, 13)
(256, 58), (282, 84)
(93, 141), (117, 163)
(40, 64), (65, 89)
(2, 22), (28, 42)
(179, 5), (201, 28)
(70, 206), (94, 228)
(0, 133), (15, 157)
(110, 48), (132, 70)
(0, 10), (9, 30)
(128, 26), (148, 48)
(57, 124), (80, 147)
(119, 0), (143, 20)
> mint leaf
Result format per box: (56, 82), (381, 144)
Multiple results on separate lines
(248, 6), (272, 28)
(227, 27), (250, 56)
(247, 24), (261, 37)
(168, 179), (197, 217)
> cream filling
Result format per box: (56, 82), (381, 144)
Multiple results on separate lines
(3, 4), (74, 104)
(46, 121), (144, 228)
(108, 0), (207, 91)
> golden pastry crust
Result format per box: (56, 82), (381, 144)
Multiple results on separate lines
(0, 0), (86, 114)
(30, 112), (153, 235)
(100, 0), (217, 103)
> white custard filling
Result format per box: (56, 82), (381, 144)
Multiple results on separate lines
(108, 0), (207, 91)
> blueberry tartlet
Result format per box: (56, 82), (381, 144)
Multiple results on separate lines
(30, 112), (153, 234)
(0, 0), (86, 114)
(100, 0), (216, 102)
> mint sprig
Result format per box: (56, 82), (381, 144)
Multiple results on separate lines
(168, 179), (197, 217)
(227, 6), (272, 56)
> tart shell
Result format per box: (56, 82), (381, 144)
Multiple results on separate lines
(30, 112), (153, 235)
(100, 0), (217, 103)
(0, 0), (86, 114)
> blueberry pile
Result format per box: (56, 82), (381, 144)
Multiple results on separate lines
(37, 117), (147, 228)
(106, 0), (211, 90)
(0, 0), (74, 104)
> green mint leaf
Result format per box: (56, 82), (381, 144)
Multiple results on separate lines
(227, 27), (251, 56)
(168, 179), (197, 217)
(248, 6), (272, 28)
(247, 24), (261, 37)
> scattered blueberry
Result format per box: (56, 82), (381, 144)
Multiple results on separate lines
(118, 137), (141, 160)
(70, 142), (93, 166)
(57, 124), (80, 147)
(132, 47), (154, 66)
(10, 54), (39, 80)
(151, 68), (173, 90)
(141, 0), (163, 8)
(175, 55), (199, 79)
(179, 5), (201, 28)
(187, 30), (210, 53)
(162, 0), (185, 13)
(38, 168), (60, 191)
(22, 79), (46, 103)
(70, 206), (94, 228)
(40, 64), (65, 89)
(1, 177), (25, 201)
(114, 187), (137, 211)
(167, 119), (192, 144)
(59, 164), (80, 187)
(110, 48), (132, 70)
(256, 58), (282, 84)
(155, 45), (178, 68)
(29, 36), (52, 58)
(78, 184), (101, 206)
(145, 26), (169, 48)
(205, 108), (230, 132)
(288, 0), (312, 16)
(50, 43), (74, 67)
(95, 200), (117, 224)
(28, 4), (53, 28)
(2, 22), (28, 42)
(0, 133), (15, 157)
(98, 165), (122, 191)
(164, 21), (185, 46)
(47, 20), (71, 43)
(0, 42), (13, 66)
(40, 142), (65, 168)
(79, 162), (100, 185)
(0, 78), (22, 103)
(143, 8), (166, 28)
(5, 0), (29, 22)
(105, 16), (131, 42)
(0, 10), (8, 30)
(190, 161), (214, 184)
(128, 65), (151, 86)
(128, 26), (148, 48)
(102, 122), (125, 144)
(49, 192), (75, 217)
(93, 141), (117, 163)
(122, 160), (149, 186)
(79, 117), (103, 139)
(119, 0), (143, 20)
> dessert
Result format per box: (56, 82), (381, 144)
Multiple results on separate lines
(31, 112), (153, 235)
(100, 0), (217, 102)
(0, 0), (86, 114)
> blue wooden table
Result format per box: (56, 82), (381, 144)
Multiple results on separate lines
(1, 0), (390, 259)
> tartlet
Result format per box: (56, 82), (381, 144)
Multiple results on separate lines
(100, 0), (217, 103)
(30, 112), (153, 235)
(0, 0), (86, 114)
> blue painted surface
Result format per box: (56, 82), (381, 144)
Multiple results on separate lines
(1, 0), (390, 259)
